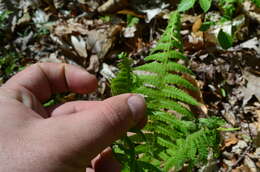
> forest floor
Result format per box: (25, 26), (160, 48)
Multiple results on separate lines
(0, 0), (259, 171)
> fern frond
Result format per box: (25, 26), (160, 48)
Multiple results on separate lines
(166, 62), (194, 75)
(135, 144), (153, 154)
(151, 41), (182, 53)
(158, 151), (171, 161)
(164, 74), (197, 90)
(138, 75), (162, 88)
(133, 86), (161, 98)
(111, 11), (223, 172)
(135, 62), (166, 75)
(129, 133), (154, 143)
(162, 86), (199, 105)
(139, 74), (197, 92)
(152, 112), (197, 133)
(155, 99), (194, 118)
(157, 137), (177, 148)
(111, 53), (133, 96)
(154, 125), (183, 139)
(136, 161), (162, 172)
(145, 50), (187, 62)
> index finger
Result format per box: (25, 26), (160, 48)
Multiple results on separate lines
(3, 63), (97, 102)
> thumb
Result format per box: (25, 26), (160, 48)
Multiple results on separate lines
(46, 94), (146, 163)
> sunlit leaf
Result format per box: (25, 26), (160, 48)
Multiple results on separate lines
(199, 0), (212, 12)
(177, 0), (196, 12)
(218, 29), (233, 49)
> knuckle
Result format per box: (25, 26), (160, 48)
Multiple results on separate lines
(101, 101), (126, 135)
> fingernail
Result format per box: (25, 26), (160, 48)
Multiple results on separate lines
(127, 95), (146, 123)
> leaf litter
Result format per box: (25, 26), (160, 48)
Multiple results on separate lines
(0, 0), (260, 171)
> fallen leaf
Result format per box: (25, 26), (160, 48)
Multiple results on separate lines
(53, 0), (64, 9)
(140, 3), (169, 23)
(71, 36), (88, 58)
(232, 140), (248, 154)
(100, 63), (117, 80)
(232, 165), (251, 172)
(240, 71), (260, 106)
(255, 110), (260, 147)
(182, 73), (208, 116)
(87, 55), (100, 73)
(123, 26), (137, 38)
(224, 134), (239, 148)
(98, 0), (128, 13)
(117, 9), (145, 18)
(244, 156), (257, 172)
(53, 18), (121, 60)
(192, 17), (202, 33)
(237, 37), (260, 55)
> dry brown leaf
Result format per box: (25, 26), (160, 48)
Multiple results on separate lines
(255, 110), (260, 147)
(87, 55), (100, 73)
(244, 156), (257, 172)
(98, 0), (128, 13)
(232, 165), (251, 172)
(182, 74), (208, 116)
(192, 17), (202, 33)
(237, 37), (260, 55)
(224, 134), (239, 148)
(117, 9), (145, 18)
(53, 19), (122, 60)
(71, 36), (88, 58)
(241, 71), (260, 106)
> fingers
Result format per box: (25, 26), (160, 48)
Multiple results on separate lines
(48, 101), (147, 128)
(48, 101), (100, 116)
(3, 63), (97, 102)
(45, 94), (146, 163)
(92, 147), (121, 172)
(0, 87), (49, 118)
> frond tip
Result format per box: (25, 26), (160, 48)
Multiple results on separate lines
(111, 52), (133, 96)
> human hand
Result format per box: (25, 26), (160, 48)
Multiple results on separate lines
(0, 63), (146, 172)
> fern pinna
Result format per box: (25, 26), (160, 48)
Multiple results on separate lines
(111, 11), (224, 172)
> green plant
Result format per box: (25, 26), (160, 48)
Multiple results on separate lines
(100, 15), (111, 22)
(127, 15), (140, 27)
(177, 0), (260, 14)
(177, 0), (238, 49)
(178, 0), (212, 12)
(0, 51), (22, 80)
(111, 11), (224, 171)
(218, 29), (233, 49)
(0, 10), (12, 28)
(0, 10), (12, 39)
(178, 0), (260, 50)
(218, 0), (243, 19)
(251, 0), (260, 7)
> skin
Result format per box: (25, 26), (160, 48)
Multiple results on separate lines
(0, 63), (146, 172)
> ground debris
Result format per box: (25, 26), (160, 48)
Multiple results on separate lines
(0, 0), (259, 171)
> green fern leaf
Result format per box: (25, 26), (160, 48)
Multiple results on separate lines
(157, 137), (177, 148)
(164, 74), (197, 90)
(111, 11), (223, 171)
(145, 50), (187, 62)
(111, 53), (133, 96)
(166, 62), (194, 75)
(138, 75), (162, 88)
(162, 86), (199, 105)
(158, 151), (171, 161)
(156, 99), (194, 118)
(151, 42), (182, 53)
(135, 62), (166, 75)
